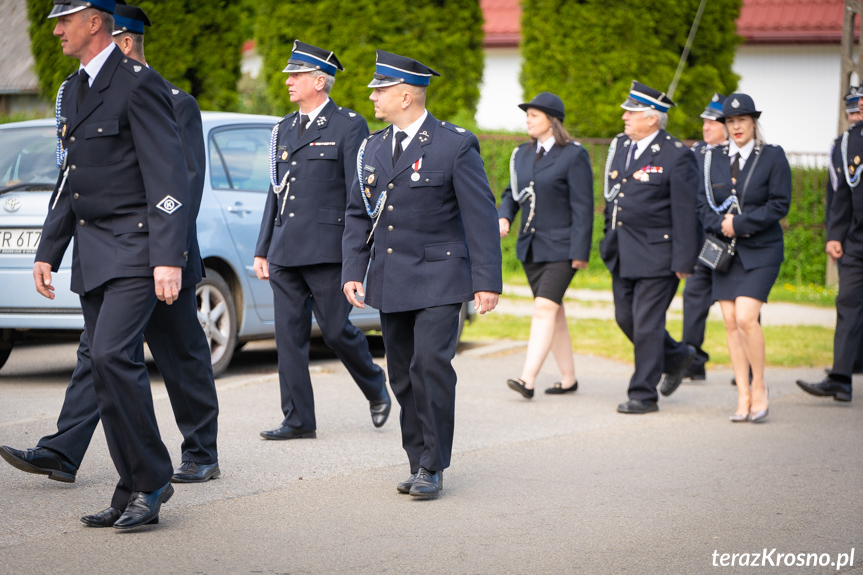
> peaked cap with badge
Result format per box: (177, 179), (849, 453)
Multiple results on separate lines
(368, 50), (440, 88)
(720, 93), (761, 121)
(48, 0), (123, 18)
(112, 2), (150, 35)
(700, 92), (726, 121)
(282, 40), (344, 76)
(621, 81), (675, 113)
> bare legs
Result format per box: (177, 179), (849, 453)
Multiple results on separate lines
(719, 296), (768, 417)
(519, 297), (576, 390)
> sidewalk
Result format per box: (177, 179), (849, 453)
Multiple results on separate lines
(498, 284), (837, 327)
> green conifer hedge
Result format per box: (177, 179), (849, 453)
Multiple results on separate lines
(520, 0), (742, 139)
(26, 0), (243, 111)
(254, 0), (484, 121)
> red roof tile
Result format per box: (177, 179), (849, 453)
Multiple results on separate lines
(481, 0), (521, 47)
(479, 0), (854, 48)
(737, 0), (848, 43)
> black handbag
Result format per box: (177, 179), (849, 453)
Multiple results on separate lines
(699, 147), (760, 273)
(698, 234), (735, 272)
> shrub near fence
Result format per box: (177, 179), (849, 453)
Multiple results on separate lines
(477, 134), (830, 287)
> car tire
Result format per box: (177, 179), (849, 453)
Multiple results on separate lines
(196, 270), (238, 378)
(0, 330), (13, 371)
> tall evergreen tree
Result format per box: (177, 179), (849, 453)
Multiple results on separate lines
(26, 0), (243, 111)
(521, 0), (742, 139)
(254, 0), (484, 121)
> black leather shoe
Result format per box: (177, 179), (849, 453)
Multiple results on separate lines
(796, 376), (852, 402)
(684, 363), (706, 381)
(171, 461), (221, 483)
(260, 426), (317, 440)
(81, 507), (123, 528)
(113, 483), (174, 530)
(0, 446), (77, 483)
(545, 381), (578, 394)
(409, 467), (442, 497)
(397, 472), (417, 494)
(507, 378), (534, 399)
(370, 388), (391, 428)
(617, 399), (659, 414)
(660, 345), (696, 397)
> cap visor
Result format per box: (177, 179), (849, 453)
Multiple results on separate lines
(282, 63), (317, 74)
(48, 5), (86, 18)
(367, 77), (402, 88)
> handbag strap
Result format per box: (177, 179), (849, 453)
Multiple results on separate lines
(704, 145), (761, 215)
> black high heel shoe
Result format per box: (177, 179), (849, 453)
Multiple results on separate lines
(507, 378), (534, 399)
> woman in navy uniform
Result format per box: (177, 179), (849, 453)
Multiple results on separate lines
(696, 93), (791, 422)
(498, 93), (593, 398)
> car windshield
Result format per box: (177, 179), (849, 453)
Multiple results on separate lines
(0, 126), (58, 192)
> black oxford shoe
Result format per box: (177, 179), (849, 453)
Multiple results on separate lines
(397, 472), (418, 494)
(113, 483), (174, 530)
(409, 467), (442, 497)
(617, 399), (659, 414)
(660, 345), (696, 396)
(796, 376), (852, 402)
(171, 461), (221, 483)
(684, 363), (706, 381)
(370, 389), (392, 428)
(81, 507), (123, 528)
(0, 446), (77, 483)
(260, 426), (317, 440)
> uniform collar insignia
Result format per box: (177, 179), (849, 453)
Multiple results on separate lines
(418, 130), (430, 144)
(650, 143), (660, 153)
(316, 115), (328, 127)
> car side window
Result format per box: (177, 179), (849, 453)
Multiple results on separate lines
(209, 127), (272, 192)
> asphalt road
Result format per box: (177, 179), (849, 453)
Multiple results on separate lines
(0, 337), (860, 574)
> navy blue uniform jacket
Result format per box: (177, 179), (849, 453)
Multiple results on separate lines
(599, 130), (700, 278)
(255, 99), (369, 266)
(829, 122), (863, 259)
(341, 114), (503, 313)
(36, 47), (189, 295)
(498, 141), (593, 262)
(166, 80), (205, 288)
(696, 143), (791, 270)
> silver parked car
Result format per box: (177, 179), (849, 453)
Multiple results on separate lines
(0, 112), (399, 376)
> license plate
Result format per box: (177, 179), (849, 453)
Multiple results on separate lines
(0, 228), (42, 253)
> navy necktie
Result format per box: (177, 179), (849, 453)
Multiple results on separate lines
(626, 141), (638, 170)
(393, 131), (407, 166)
(298, 114), (309, 139)
(76, 69), (90, 110)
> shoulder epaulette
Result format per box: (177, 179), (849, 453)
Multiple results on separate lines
(336, 106), (361, 120)
(439, 121), (471, 136)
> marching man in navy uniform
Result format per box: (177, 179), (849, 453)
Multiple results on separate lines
(254, 41), (389, 440)
(680, 93), (728, 381)
(796, 88), (863, 403)
(30, 0), (189, 529)
(0, 3), (221, 497)
(342, 51), (502, 497)
(599, 81), (699, 414)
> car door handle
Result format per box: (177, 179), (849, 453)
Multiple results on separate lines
(226, 203), (252, 215)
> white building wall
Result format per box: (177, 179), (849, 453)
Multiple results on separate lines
(733, 44), (841, 155)
(476, 48), (524, 132)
